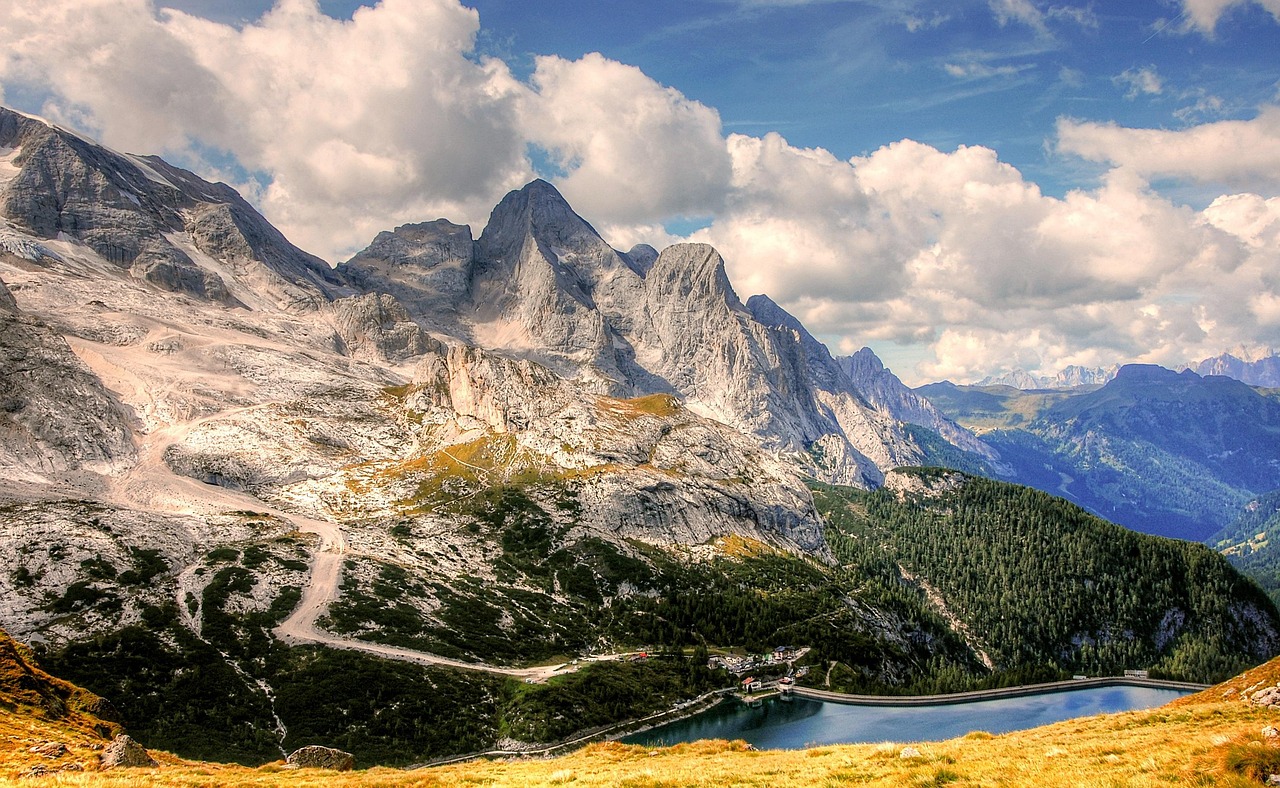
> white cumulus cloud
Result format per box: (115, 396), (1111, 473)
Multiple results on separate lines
(1056, 107), (1280, 192)
(1179, 0), (1280, 34)
(519, 53), (732, 227)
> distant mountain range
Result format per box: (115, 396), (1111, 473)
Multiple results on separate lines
(976, 365), (1117, 389)
(970, 350), (1280, 391)
(1187, 350), (1280, 388)
(920, 365), (1280, 542)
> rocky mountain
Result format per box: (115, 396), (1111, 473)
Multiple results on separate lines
(0, 106), (1275, 767)
(0, 109), (346, 312)
(341, 181), (992, 487)
(923, 365), (1280, 542)
(975, 364), (1116, 389)
(835, 348), (1000, 473)
(1189, 350), (1280, 388)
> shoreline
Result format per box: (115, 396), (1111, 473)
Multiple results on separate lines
(793, 676), (1207, 707)
(410, 675), (1207, 769)
(409, 688), (734, 770)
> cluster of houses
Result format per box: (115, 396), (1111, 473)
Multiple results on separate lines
(707, 646), (811, 693)
(707, 645), (806, 674)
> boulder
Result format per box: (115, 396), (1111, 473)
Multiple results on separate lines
(28, 741), (68, 758)
(287, 745), (355, 771)
(1252, 686), (1280, 707)
(99, 734), (156, 768)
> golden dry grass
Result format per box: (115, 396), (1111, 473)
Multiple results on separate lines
(5, 671), (1280, 787)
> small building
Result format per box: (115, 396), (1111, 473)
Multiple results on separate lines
(742, 677), (761, 693)
(1124, 669), (1150, 679)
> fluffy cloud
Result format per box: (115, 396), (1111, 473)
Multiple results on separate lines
(1, 0), (533, 258)
(690, 129), (1258, 383)
(1056, 107), (1280, 192)
(519, 53), (731, 226)
(1113, 66), (1163, 99)
(1179, 0), (1280, 33)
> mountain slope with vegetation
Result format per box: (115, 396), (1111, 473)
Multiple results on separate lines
(815, 469), (1280, 685)
(1213, 491), (1280, 607)
(919, 365), (1280, 541)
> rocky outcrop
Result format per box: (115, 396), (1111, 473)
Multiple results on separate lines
(326, 292), (439, 364)
(884, 467), (968, 501)
(99, 735), (156, 768)
(838, 347), (998, 464)
(0, 275), (16, 312)
(0, 108), (342, 310)
(338, 219), (475, 329)
(287, 745), (354, 771)
(468, 179), (644, 388)
(0, 292), (134, 478)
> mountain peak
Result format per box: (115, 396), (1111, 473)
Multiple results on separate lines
(478, 179), (597, 258)
(848, 346), (886, 375)
(649, 243), (744, 311)
(1113, 364), (1186, 384)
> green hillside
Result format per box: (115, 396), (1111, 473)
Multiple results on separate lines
(814, 469), (1280, 685)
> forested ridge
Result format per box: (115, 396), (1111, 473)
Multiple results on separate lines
(813, 469), (1280, 684)
(1213, 490), (1280, 606)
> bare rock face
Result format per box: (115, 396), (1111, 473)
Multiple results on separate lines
(287, 745), (354, 771)
(326, 292), (439, 364)
(837, 347), (998, 464)
(129, 240), (241, 306)
(0, 108), (341, 311)
(884, 467), (968, 500)
(341, 180), (996, 488)
(469, 179), (646, 387)
(338, 219), (475, 328)
(99, 735), (156, 769)
(0, 290), (134, 477)
(0, 276), (16, 312)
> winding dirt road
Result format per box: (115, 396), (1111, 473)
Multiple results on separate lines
(272, 516), (574, 681)
(98, 401), (574, 682)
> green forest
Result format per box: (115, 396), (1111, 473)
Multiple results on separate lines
(814, 470), (1280, 684)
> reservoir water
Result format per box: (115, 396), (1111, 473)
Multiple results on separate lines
(624, 685), (1191, 749)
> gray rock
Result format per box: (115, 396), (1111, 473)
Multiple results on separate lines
(1255, 686), (1280, 707)
(326, 292), (439, 363)
(99, 735), (156, 768)
(0, 107), (340, 310)
(130, 240), (240, 306)
(0, 305), (134, 476)
(0, 276), (16, 312)
(837, 347), (999, 464)
(287, 745), (355, 771)
(28, 741), (68, 758)
(338, 219), (475, 327)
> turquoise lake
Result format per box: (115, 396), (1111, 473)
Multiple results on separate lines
(623, 686), (1191, 749)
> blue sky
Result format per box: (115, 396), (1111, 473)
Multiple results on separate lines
(3, 0), (1280, 382)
